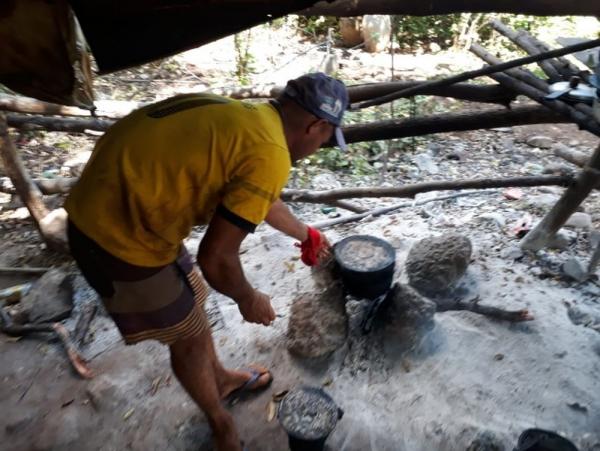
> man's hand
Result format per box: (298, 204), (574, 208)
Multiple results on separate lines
(237, 289), (276, 326)
(298, 226), (331, 266)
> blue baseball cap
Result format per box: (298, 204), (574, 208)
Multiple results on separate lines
(283, 73), (349, 150)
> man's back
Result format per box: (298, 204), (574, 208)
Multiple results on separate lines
(65, 93), (290, 266)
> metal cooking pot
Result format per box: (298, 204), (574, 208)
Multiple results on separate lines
(333, 235), (396, 300)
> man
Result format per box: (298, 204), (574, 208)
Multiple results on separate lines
(65, 73), (348, 450)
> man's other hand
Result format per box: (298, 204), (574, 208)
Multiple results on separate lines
(237, 290), (276, 326)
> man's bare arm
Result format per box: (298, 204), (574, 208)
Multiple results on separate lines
(197, 213), (275, 325)
(265, 199), (308, 241)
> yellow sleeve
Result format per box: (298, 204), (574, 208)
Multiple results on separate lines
(219, 145), (291, 232)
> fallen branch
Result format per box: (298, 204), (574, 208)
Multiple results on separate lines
(73, 303), (98, 346)
(0, 266), (49, 274)
(338, 105), (567, 145)
(0, 310), (93, 379)
(437, 297), (534, 322)
(310, 191), (498, 229)
(325, 200), (367, 213)
(282, 175), (572, 204)
(553, 145), (590, 168)
(4, 106), (568, 150)
(1, 82), (516, 120)
(356, 37), (600, 109)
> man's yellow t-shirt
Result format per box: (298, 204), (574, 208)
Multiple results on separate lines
(65, 93), (291, 267)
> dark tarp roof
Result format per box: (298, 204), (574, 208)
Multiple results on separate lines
(67, 0), (320, 74)
(0, 0), (318, 107)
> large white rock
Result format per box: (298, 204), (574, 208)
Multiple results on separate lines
(362, 15), (391, 53)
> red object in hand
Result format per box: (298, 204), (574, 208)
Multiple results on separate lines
(296, 226), (322, 266)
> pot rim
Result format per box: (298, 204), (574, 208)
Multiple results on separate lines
(333, 234), (396, 274)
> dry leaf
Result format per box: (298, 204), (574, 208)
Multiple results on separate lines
(266, 400), (276, 422)
(123, 408), (135, 420)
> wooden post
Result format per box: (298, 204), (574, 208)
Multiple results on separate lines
(521, 143), (600, 251)
(0, 112), (68, 251)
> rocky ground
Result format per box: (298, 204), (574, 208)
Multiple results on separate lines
(1, 21), (600, 451)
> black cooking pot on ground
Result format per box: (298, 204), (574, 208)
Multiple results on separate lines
(333, 235), (396, 300)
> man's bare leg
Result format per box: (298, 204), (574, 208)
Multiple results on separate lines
(170, 329), (243, 451)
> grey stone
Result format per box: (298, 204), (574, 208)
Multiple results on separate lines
(565, 212), (593, 230)
(542, 162), (573, 176)
(510, 154), (526, 164)
(287, 277), (347, 358)
(561, 258), (588, 282)
(382, 284), (436, 356)
(526, 135), (554, 149)
(413, 152), (439, 174)
(446, 149), (467, 161)
(547, 230), (577, 250)
(523, 162), (545, 175)
(567, 303), (600, 328)
(590, 231), (600, 249)
(502, 246), (524, 260)
(466, 430), (505, 451)
(362, 15), (391, 53)
(21, 268), (73, 323)
(477, 212), (505, 228)
(406, 234), (472, 295)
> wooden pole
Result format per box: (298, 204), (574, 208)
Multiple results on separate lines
(355, 38), (600, 109)
(489, 19), (563, 82)
(521, 143), (600, 251)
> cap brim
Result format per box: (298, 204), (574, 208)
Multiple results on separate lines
(334, 127), (348, 151)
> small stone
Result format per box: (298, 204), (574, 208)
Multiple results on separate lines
(542, 162), (573, 176)
(511, 154), (526, 164)
(527, 193), (560, 210)
(523, 162), (545, 175)
(446, 149), (466, 161)
(565, 212), (593, 230)
(491, 127), (512, 133)
(21, 268), (73, 323)
(526, 135), (554, 149)
(477, 213), (505, 228)
(561, 258), (588, 282)
(494, 353), (504, 361)
(413, 152), (439, 174)
(547, 230), (576, 250)
(590, 231), (600, 249)
(502, 246), (524, 260)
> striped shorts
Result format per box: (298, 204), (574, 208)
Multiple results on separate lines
(68, 221), (209, 345)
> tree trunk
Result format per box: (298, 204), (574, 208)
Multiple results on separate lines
(339, 105), (567, 145)
(281, 175), (572, 203)
(302, 1), (600, 17)
(0, 113), (68, 251)
(5, 105), (568, 144)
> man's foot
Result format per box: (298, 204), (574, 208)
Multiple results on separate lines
(218, 364), (272, 400)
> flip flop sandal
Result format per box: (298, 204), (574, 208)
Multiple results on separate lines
(227, 367), (273, 406)
(515, 428), (578, 451)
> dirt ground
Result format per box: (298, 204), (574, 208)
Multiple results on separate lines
(2, 23), (600, 451)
